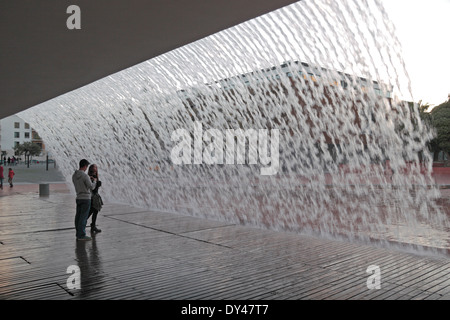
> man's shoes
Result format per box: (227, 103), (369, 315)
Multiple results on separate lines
(77, 236), (92, 241)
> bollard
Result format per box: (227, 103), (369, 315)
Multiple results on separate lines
(39, 183), (50, 197)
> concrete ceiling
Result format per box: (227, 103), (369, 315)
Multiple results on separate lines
(0, 0), (299, 120)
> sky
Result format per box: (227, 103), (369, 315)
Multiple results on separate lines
(381, 0), (450, 106)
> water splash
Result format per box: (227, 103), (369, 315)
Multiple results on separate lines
(19, 0), (448, 254)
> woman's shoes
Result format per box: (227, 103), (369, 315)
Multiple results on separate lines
(91, 225), (102, 233)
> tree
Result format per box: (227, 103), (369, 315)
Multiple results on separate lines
(14, 142), (42, 168)
(430, 100), (450, 166)
(417, 101), (433, 124)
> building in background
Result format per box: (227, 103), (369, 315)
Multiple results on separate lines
(31, 129), (45, 151)
(0, 114), (45, 162)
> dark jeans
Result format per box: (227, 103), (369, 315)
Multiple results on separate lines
(75, 199), (91, 238)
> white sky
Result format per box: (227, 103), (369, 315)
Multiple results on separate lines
(381, 0), (450, 106)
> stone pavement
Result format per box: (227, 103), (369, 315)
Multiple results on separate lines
(0, 162), (65, 185)
(0, 183), (449, 302)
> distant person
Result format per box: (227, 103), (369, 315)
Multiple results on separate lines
(87, 163), (103, 233)
(7, 157), (10, 165)
(0, 165), (4, 189)
(72, 159), (97, 241)
(8, 168), (14, 187)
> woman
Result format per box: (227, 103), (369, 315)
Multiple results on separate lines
(87, 164), (103, 232)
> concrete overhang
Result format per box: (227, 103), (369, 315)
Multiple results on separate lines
(0, 0), (299, 120)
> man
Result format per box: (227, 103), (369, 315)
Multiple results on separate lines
(72, 159), (97, 241)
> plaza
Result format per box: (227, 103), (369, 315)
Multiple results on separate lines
(0, 173), (448, 300)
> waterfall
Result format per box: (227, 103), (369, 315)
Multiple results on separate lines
(19, 0), (448, 253)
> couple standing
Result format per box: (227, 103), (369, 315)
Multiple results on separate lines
(72, 159), (104, 241)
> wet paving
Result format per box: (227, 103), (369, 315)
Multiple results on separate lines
(0, 184), (449, 300)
